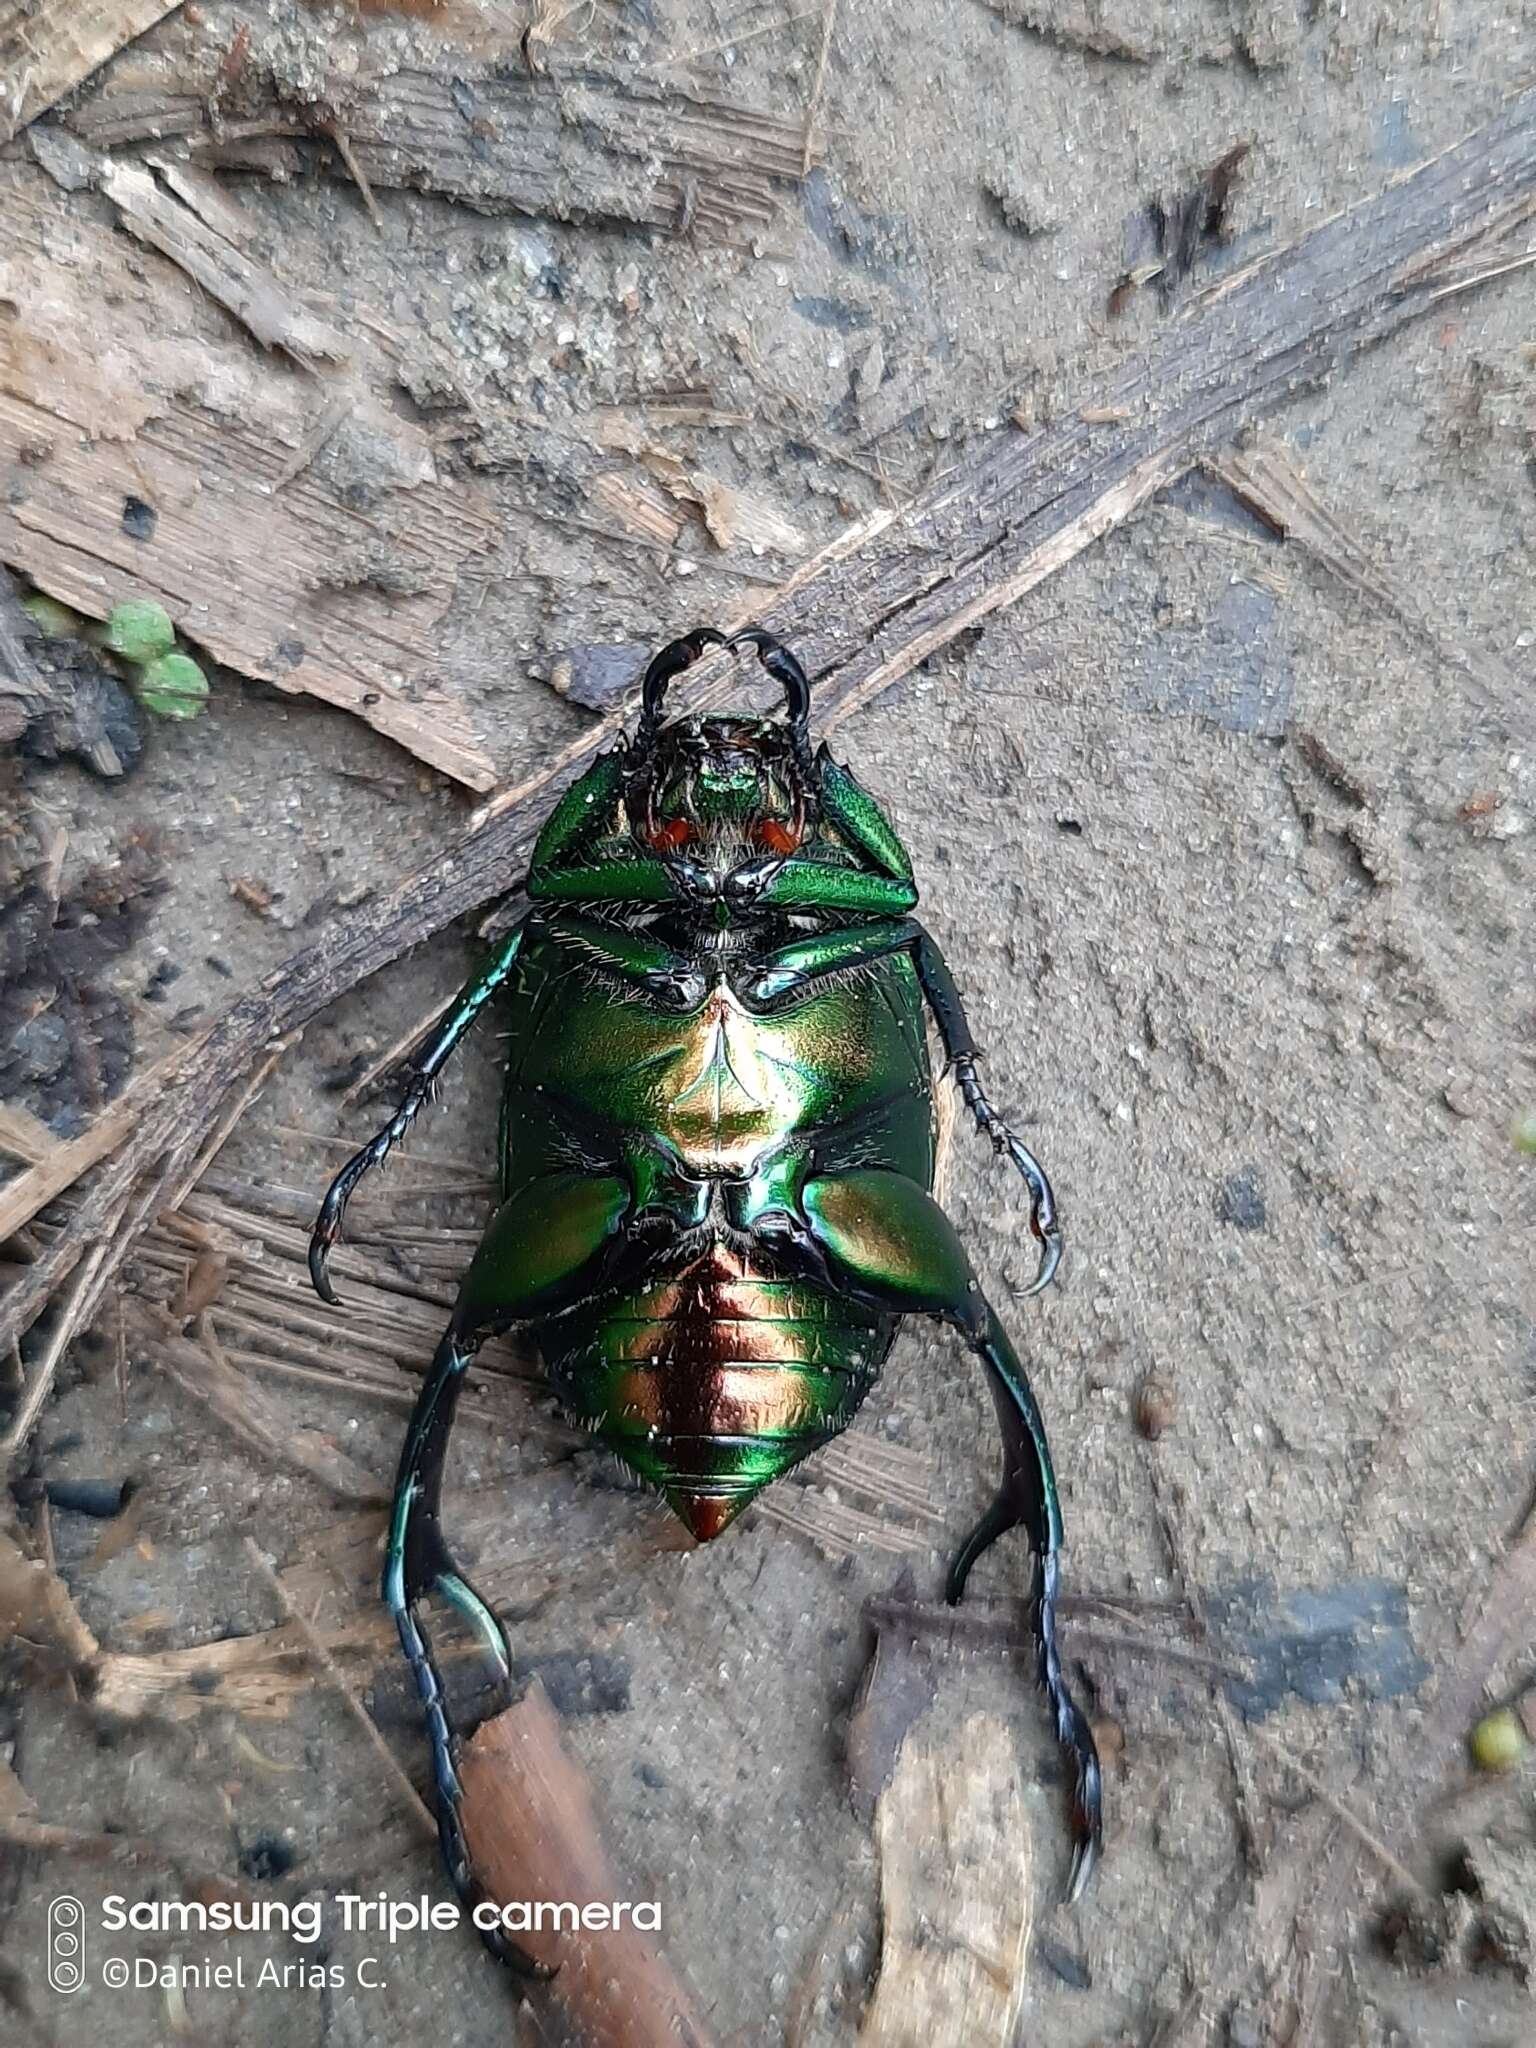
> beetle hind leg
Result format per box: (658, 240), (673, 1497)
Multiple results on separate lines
(792, 1168), (1102, 1897)
(943, 1299), (1103, 1902)
(384, 1323), (550, 1977)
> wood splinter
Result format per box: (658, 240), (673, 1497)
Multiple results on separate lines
(456, 1680), (716, 2046)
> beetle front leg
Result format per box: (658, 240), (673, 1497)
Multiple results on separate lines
(309, 922), (529, 1304)
(912, 933), (1061, 1296)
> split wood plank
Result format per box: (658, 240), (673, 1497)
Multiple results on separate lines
(0, 179), (498, 788)
(3, 88), (1535, 1425)
(69, 62), (813, 242)
(858, 1710), (1032, 2046)
(0, 1), (181, 145)
(101, 158), (351, 371)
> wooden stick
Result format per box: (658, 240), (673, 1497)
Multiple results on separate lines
(4, 91), (1535, 1446)
(457, 1681), (716, 2046)
(0, 1212), (126, 1460)
(71, 59), (811, 246)
(0, 1031), (211, 1242)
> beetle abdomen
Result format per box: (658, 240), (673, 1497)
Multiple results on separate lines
(540, 1240), (894, 1540)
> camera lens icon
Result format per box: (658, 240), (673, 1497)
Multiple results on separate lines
(48, 1897), (86, 1994)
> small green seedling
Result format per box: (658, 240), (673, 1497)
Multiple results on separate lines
(136, 652), (210, 720)
(104, 598), (177, 665)
(19, 587), (210, 722)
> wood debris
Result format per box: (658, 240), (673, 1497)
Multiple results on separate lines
(459, 1681), (716, 2043)
(90, 1620), (353, 1723)
(69, 60), (814, 244)
(593, 414), (808, 554)
(1148, 142), (1250, 306)
(0, 1), (183, 145)
(0, 184), (498, 788)
(1206, 441), (1523, 710)
(846, 1596), (939, 1821)
(100, 158), (350, 371)
(124, 1298), (388, 1505)
(0, 1511), (99, 1664)
(859, 1711), (1032, 2045)
(0, 1100), (61, 1167)
(588, 470), (687, 548)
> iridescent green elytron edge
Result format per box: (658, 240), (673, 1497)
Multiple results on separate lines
(309, 625), (1102, 1969)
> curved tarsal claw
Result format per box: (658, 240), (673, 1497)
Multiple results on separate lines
(1066, 1830), (1098, 1905)
(1020, 1219), (1063, 1297)
(308, 1234), (342, 1306)
(1064, 1729), (1103, 1902)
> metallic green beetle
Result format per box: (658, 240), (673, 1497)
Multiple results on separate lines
(310, 626), (1102, 1955)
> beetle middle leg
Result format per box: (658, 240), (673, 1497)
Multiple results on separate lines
(765, 1165), (1103, 1896)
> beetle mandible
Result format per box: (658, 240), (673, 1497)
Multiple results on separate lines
(309, 625), (1103, 1958)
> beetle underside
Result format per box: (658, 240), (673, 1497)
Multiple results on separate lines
(310, 625), (1101, 1973)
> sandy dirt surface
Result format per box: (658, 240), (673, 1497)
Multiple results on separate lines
(3, 3), (1534, 2045)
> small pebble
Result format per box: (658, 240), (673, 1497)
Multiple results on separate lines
(1135, 1376), (1176, 1440)
(1090, 1714), (1125, 1768)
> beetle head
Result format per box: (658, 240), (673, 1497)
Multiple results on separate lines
(637, 716), (806, 859)
(627, 627), (815, 866)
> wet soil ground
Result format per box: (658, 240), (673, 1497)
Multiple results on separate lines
(3, 3), (1534, 2045)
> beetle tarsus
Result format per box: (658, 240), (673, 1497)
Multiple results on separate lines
(309, 1085), (432, 1301)
(943, 1298), (1104, 1901)
(951, 1055), (1062, 1294)
(393, 1588), (553, 1978)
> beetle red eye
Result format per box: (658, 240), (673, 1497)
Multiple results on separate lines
(755, 820), (798, 855)
(650, 818), (693, 852)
